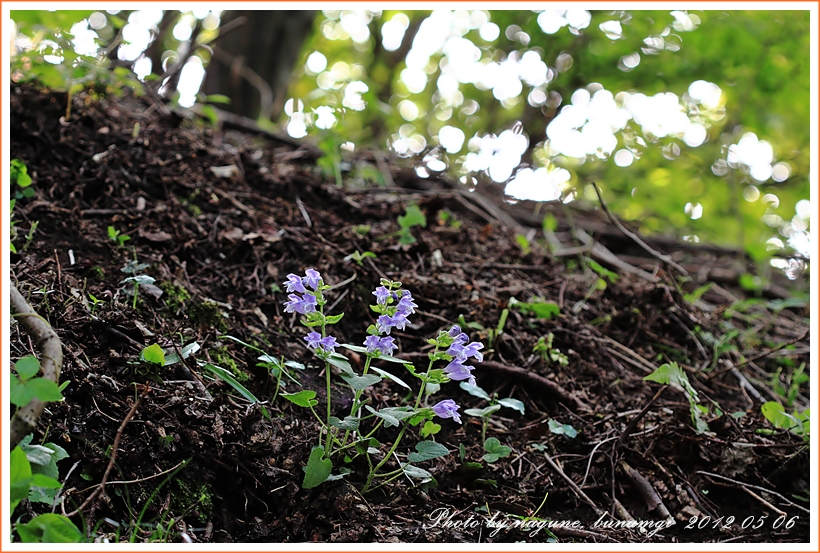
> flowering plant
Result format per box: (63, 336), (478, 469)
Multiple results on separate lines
(281, 269), (484, 492)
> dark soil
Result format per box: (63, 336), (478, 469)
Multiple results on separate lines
(9, 84), (810, 543)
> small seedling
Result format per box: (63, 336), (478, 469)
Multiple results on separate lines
(381, 205), (427, 245)
(515, 234), (532, 256)
(510, 297), (560, 320)
(482, 437), (512, 463)
(343, 250), (377, 266)
(645, 362), (709, 434)
(461, 381), (524, 443)
(760, 401), (810, 441)
(547, 419), (578, 438)
(437, 209), (462, 229)
(107, 226), (131, 248)
(533, 333), (568, 366)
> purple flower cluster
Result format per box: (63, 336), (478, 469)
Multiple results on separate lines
(373, 289), (417, 335)
(442, 326), (483, 387)
(304, 331), (338, 354)
(364, 335), (397, 356)
(283, 269), (322, 315)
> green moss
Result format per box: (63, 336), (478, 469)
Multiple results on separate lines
(211, 347), (250, 382)
(171, 479), (214, 524)
(160, 282), (191, 312)
(186, 301), (229, 332)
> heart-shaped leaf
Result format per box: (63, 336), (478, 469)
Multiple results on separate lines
(302, 447), (332, 489)
(407, 440), (449, 463)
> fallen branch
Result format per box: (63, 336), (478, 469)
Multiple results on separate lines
(10, 283), (64, 449)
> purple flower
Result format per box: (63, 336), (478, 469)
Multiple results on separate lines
(432, 399), (462, 424)
(319, 335), (338, 353)
(364, 335), (382, 353)
(376, 314), (393, 334)
(284, 293), (317, 314)
(377, 336), (397, 356)
(448, 340), (484, 363)
(373, 286), (391, 305)
(396, 291), (418, 316)
(284, 273), (307, 294)
(444, 359), (476, 386)
(364, 335), (398, 356)
(448, 325), (462, 337)
(304, 331), (322, 350)
(376, 312), (408, 334)
(303, 268), (322, 291)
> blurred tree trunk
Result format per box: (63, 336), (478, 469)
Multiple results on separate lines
(201, 10), (316, 122)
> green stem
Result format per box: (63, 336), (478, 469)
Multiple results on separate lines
(341, 355), (374, 450)
(363, 351), (437, 492)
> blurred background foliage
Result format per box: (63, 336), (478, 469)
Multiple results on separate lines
(9, 9), (811, 280)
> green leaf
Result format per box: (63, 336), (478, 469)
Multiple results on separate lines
(200, 363), (269, 418)
(11, 446), (32, 513)
(464, 405), (501, 418)
(205, 94), (231, 104)
(498, 397), (525, 414)
(10, 375), (34, 407)
(421, 421), (441, 437)
(528, 301), (561, 319)
(482, 437), (512, 463)
(162, 342), (201, 366)
(407, 440), (449, 463)
(329, 416), (360, 430)
(342, 343), (369, 354)
(402, 464), (433, 479)
(26, 378), (64, 403)
(326, 353), (355, 375)
(548, 419), (578, 438)
(340, 373), (382, 391)
(16, 513), (83, 543)
(397, 204), (427, 229)
(281, 390), (318, 408)
(364, 405), (398, 427)
(15, 355), (40, 381)
(369, 366), (411, 389)
(140, 343), (166, 365)
(302, 447), (332, 489)
(324, 313), (344, 324)
(459, 382), (491, 401)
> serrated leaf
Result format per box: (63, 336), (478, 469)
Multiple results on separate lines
(407, 440), (449, 463)
(369, 366), (411, 389)
(364, 405), (399, 427)
(329, 416), (360, 430)
(15, 356), (40, 381)
(498, 397), (525, 414)
(325, 313), (344, 324)
(341, 373), (382, 391)
(281, 390), (318, 408)
(460, 382), (491, 400)
(302, 447), (332, 489)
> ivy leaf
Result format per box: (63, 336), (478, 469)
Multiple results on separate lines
(329, 416), (360, 430)
(302, 447), (332, 489)
(340, 373), (382, 391)
(281, 390), (318, 408)
(407, 440), (449, 463)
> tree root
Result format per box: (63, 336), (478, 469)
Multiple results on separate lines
(10, 282), (63, 449)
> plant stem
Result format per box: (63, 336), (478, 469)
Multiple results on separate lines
(363, 352), (436, 492)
